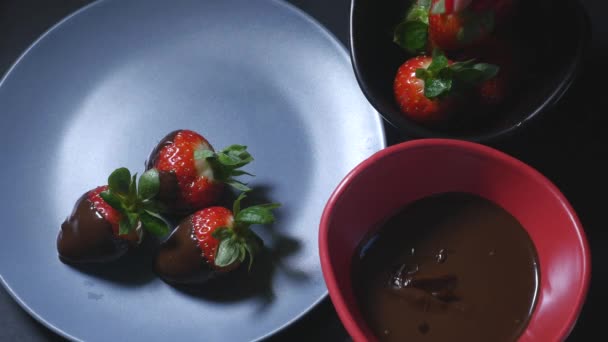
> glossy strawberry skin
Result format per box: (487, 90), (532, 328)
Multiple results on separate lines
(428, 11), (464, 51)
(88, 186), (121, 234)
(148, 129), (223, 214)
(393, 56), (453, 124)
(191, 207), (235, 270)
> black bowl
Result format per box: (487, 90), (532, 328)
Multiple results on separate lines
(350, 0), (590, 142)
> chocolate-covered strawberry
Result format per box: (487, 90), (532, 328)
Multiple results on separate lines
(57, 168), (169, 264)
(155, 192), (279, 285)
(146, 130), (253, 215)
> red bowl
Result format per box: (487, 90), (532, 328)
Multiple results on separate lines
(319, 139), (590, 342)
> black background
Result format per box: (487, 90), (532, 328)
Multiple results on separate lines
(1, 0), (606, 340)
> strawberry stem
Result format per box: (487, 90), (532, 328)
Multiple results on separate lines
(415, 49), (499, 99)
(212, 191), (281, 270)
(394, 0), (431, 54)
(101, 167), (170, 238)
(196, 145), (254, 191)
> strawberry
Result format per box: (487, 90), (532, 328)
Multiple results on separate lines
(155, 192), (280, 285)
(428, 0), (494, 51)
(460, 37), (514, 105)
(394, 55), (453, 123)
(88, 186), (122, 234)
(146, 130), (253, 215)
(393, 49), (499, 124)
(57, 168), (169, 264)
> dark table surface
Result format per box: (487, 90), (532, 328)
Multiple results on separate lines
(1, 0), (607, 341)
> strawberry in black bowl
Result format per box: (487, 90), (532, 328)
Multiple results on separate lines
(155, 192), (280, 285)
(350, 0), (589, 142)
(393, 49), (498, 124)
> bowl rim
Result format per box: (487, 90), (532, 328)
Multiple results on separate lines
(348, 0), (591, 143)
(319, 138), (591, 341)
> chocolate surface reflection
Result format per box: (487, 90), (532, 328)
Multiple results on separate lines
(57, 193), (127, 264)
(353, 192), (539, 342)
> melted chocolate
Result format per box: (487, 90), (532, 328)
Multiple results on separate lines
(57, 193), (128, 264)
(145, 130), (179, 170)
(156, 170), (190, 213)
(354, 192), (539, 342)
(154, 216), (215, 284)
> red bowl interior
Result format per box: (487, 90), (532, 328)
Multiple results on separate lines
(319, 139), (590, 342)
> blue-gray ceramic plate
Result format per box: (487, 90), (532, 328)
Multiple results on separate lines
(0, 0), (385, 340)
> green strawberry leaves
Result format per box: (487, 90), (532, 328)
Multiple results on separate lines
(212, 226), (265, 270)
(215, 238), (242, 268)
(212, 191), (280, 270)
(394, 0), (431, 54)
(415, 49), (499, 99)
(140, 210), (169, 236)
(217, 145), (253, 168)
(194, 149), (214, 161)
(99, 191), (122, 212)
(108, 167), (131, 194)
(100, 167), (169, 238)
(195, 144), (254, 191)
(425, 78), (453, 98)
(415, 49), (453, 98)
(237, 204), (281, 225)
(450, 59), (499, 85)
(394, 22), (428, 55)
(138, 168), (160, 200)
(224, 180), (251, 192)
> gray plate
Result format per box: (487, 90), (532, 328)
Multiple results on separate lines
(0, 0), (385, 341)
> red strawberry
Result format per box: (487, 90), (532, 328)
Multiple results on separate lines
(428, 0), (494, 51)
(460, 38), (514, 105)
(155, 192), (280, 285)
(57, 168), (169, 264)
(393, 50), (499, 124)
(88, 186), (121, 233)
(146, 130), (253, 215)
(394, 55), (453, 123)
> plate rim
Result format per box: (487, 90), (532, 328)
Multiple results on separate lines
(0, 0), (387, 340)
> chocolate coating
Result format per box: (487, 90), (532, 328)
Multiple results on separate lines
(57, 193), (128, 264)
(145, 130), (194, 215)
(354, 192), (538, 342)
(145, 130), (179, 170)
(154, 216), (215, 285)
